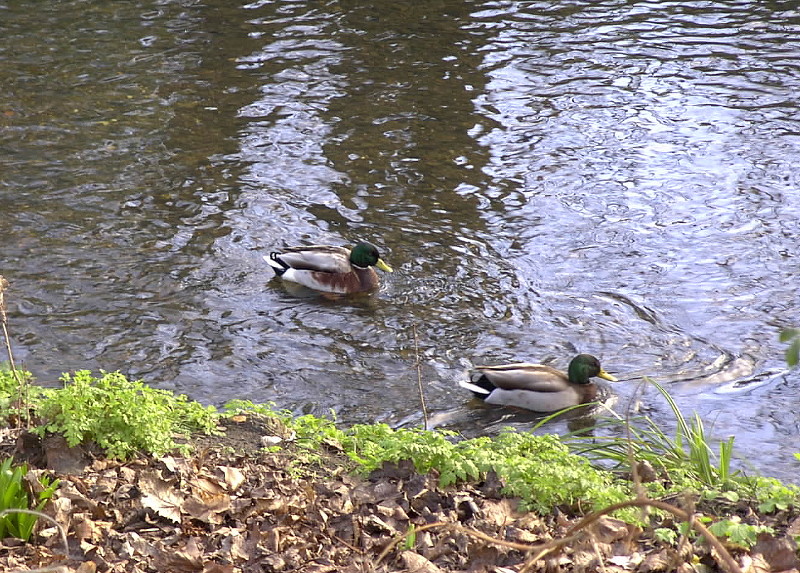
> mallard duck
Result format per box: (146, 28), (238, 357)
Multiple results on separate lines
(265, 242), (393, 294)
(459, 354), (618, 412)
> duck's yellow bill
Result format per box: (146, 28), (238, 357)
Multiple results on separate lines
(376, 259), (393, 272)
(598, 369), (618, 382)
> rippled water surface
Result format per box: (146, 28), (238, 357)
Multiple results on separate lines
(2, 0), (799, 480)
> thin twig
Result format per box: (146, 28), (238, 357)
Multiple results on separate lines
(626, 379), (651, 508)
(524, 497), (741, 573)
(374, 498), (742, 573)
(0, 276), (19, 377)
(411, 323), (428, 431)
(0, 508), (70, 572)
(0, 276), (28, 427)
(375, 521), (544, 565)
(561, 499), (743, 573)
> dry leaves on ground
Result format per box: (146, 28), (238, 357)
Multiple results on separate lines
(1, 416), (798, 573)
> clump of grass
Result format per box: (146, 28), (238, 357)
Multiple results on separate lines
(566, 378), (736, 489)
(0, 457), (58, 541)
(564, 378), (799, 516)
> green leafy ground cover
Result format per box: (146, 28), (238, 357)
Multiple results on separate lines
(227, 399), (630, 514)
(224, 396), (800, 530)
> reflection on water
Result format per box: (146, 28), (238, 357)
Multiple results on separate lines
(2, 0), (800, 481)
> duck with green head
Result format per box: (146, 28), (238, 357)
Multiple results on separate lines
(266, 242), (393, 294)
(459, 354), (618, 412)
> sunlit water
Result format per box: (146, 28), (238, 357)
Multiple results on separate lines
(2, 0), (799, 481)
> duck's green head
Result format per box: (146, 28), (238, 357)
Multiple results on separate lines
(350, 242), (393, 272)
(568, 354), (618, 385)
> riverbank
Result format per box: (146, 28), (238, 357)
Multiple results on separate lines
(2, 409), (800, 573)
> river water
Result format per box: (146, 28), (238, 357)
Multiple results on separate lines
(2, 0), (799, 481)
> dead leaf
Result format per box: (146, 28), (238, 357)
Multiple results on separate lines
(191, 475), (226, 497)
(591, 516), (632, 544)
(159, 455), (181, 473)
(639, 547), (680, 572)
(203, 564), (236, 573)
(79, 539), (99, 557)
(300, 561), (337, 573)
(481, 499), (520, 528)
(154, 537), (205, 572)
(75, 560), (98, 573)
(7, 405), (800, 573)
(740, 553), (771, 573)
(219, 530), (250, 561)
(504, 525), (541, 545)
(55, 480), (100, 514)
(93, 469), (119, 496)
(219, 466), (245, 491)
(609, 552), (644, 569)
(51, 496), (73, 527)
(183, 492), (231, 524)
(753, 531), (800, 571)
(140, 472), (185, 523)
(361, 514), (397, 536)
(174, 537), (204, 568)
(400, 550), (445, 573)
(112, 530), (156, 560)
(119, 465), (137, 483)
(72, 513), (97, 541)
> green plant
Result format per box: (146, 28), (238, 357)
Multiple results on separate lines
(304, 420), (627, 513)
(466, 429), (629, 513)
(746, 476), (799, 513)
(224, 401), (630, 514)
(707, 518), (772, 549)
(567, 378), (737, 490)
(657, 515), (772, 550)
(403, 524), (417, 550)
(644, 378), (736, 486)
(564, 378), (800, 518)
(0, 365), (19, 418)
(34, 370), (220, 459)
(0, 365), (40, 422)
(344, 424), (480, 483)
(781, 328), (800, 367)
(224, 399), (280, 418)
(653, 527), (678, 545)
(223, 398), (800, 525)
(0, 457), (58, 541)
(0, 364), (22, 396)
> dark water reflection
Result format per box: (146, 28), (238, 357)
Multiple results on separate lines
(2, 0), (799, 481)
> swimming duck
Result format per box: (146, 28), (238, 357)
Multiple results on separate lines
(265, 242), (393, 294)
(459, 354), (617, 412)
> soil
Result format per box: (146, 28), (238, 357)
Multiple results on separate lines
(1, 414), (799, 573)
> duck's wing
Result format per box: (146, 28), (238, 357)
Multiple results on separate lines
(472, 363), (571, 393)
(272, 245), (352, 274)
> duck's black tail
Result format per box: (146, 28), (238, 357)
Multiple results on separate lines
(265, 253), (289, 276)
(458, 374), (495, 399)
